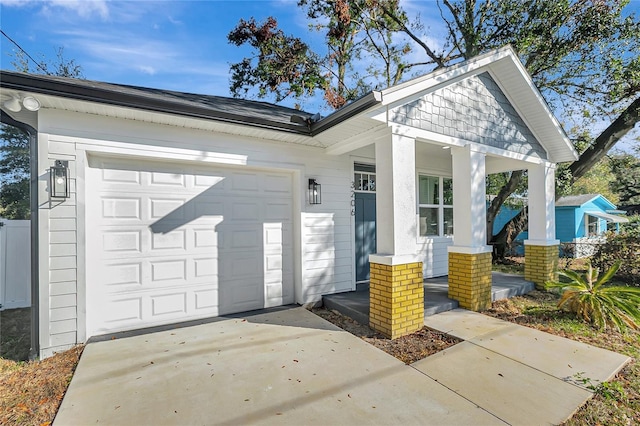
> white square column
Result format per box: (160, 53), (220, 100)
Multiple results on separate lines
(369, 133), (424, 339)
(372, 133), (418, 260)
(524, 161), (559, 288)
(525, 161), (558, 246)
(447, 145), (492, 311)
(450, 145), (491, 253)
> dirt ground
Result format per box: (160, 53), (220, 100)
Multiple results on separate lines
(313, 308), (461, 364)
(0, 307), (31, 361)
(0, 345), (83, 426)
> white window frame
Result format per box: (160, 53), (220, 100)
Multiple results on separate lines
(354, 163), (376, 193)
(418, 174), (453, 238)
(585, 214), (600, 237)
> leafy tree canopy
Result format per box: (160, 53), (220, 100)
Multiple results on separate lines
(1, 47), (84, 219)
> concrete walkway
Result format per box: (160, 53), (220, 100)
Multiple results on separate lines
(54, 307), (630, 425)
(422, 309), (631, 425)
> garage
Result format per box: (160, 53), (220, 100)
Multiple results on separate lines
(85, 156), (294, 337)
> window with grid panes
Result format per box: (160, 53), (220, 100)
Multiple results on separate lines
(418, 175), (453, 237)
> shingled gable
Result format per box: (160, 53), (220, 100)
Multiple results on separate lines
(361, 46), (578, 163)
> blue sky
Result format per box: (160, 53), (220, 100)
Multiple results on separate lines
(0, 0), (451, 111)
(0, 0), (638, 151)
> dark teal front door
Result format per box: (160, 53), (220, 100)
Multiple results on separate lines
(355, 192), (376, 282)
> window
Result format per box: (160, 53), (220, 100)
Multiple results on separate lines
(586, 215), (600, 236)
(354, 163), (376, 192)
(419, 175), (453, 236)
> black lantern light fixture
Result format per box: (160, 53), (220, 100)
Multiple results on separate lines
(50, 160), (70, 199)
(308, 178), (321, 204)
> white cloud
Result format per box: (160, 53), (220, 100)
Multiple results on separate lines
(136, 65), (156, 75)
(0, 0), (111, 19)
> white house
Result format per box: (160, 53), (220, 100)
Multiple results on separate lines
(0, 46), (578, 357)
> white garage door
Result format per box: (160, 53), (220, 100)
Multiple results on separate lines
(85, 157), (294, 337)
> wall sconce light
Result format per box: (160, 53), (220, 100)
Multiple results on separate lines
(2, 95), (41, 112)
(308, 178), (321, 204)
(50, 160), (70, 199)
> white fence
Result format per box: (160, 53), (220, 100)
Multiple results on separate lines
(0, 219), (31, 310)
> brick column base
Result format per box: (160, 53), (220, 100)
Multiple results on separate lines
(525, 244), (559, 289)
(448, 252), (492, 311)
(369, 262), (424, 339)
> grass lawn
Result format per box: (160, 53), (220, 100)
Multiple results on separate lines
(484, 290), (640, 425)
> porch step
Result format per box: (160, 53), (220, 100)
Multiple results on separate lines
(321, 273), (533, 328)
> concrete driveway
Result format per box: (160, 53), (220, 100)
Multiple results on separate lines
(54, 306), (630, 425)
(54, 307), (501, 425)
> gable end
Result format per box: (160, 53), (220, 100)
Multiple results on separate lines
(390, 72), (547, 159)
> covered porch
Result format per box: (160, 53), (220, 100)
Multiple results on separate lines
(318, 48), (578, 339)
(323, 272), (534, 326)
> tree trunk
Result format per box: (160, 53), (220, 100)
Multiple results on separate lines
(490, 208), (528, 262)
(489, 96), (640, 262)
(486, 170), (524, 245)
(569, 97), (640, 181)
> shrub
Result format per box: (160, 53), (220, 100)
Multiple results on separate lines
(545, 261), (640, 332)
(591, 231), (640, 286)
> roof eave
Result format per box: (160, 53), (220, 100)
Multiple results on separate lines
(310, 91), (382, 135)
(0, 71), (312, 136)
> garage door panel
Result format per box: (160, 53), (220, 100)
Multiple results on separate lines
(194, 258), (218, 278)
(149, 198), (189, 219)
(87, 159), (294, 336)
(151, 292), (187, 317)
(103, 262), (142, 288)
(151, 230), (186, 250)
(102, 168), (141, 185)
(150, 259), (187, 282)
(150, 170), (187, 187)
(102, 230), (141, 253)
(230, 172), (260, 192)
(263, 174), (292, 193)
(102, 197), (141, 220)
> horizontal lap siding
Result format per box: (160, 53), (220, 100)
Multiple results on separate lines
(47, 136), (78, 353)
(418, 239), (453, 278)
(38, 109), (354, 355)
(301, 160), (353, 302)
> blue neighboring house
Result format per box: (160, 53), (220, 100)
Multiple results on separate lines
(492, 194), (629, 257)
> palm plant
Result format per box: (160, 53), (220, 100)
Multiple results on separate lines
(545, 261), (640, 332)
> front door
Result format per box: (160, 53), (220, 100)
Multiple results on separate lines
(354, 163), (376, 282)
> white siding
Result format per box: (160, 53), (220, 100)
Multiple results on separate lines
(37, 108), (355, 357)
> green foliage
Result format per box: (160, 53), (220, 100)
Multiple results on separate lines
(591, 231), (640, 286)
(12, 47), (84, 78)
(228, 0), (405, 108)
(545, 261), (640, 331)
(0, 124), (30, 220)
(610, 153), (640, 205)
(227, 17), (325, 104)
(2, 47), (84, 220)
(562, 157), (619, 203)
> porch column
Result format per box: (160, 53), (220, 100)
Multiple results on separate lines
(448, 146), (492, 311)
(525, 161), (559, 289)
(369, 133), (423, 339)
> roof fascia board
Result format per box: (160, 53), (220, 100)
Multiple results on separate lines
(379, 52), (505, 107)
(488, 54), (578, 163)
(310, 91), (382, 135)
(593, 195), (617, 210)
(1, 72), (312, 136)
